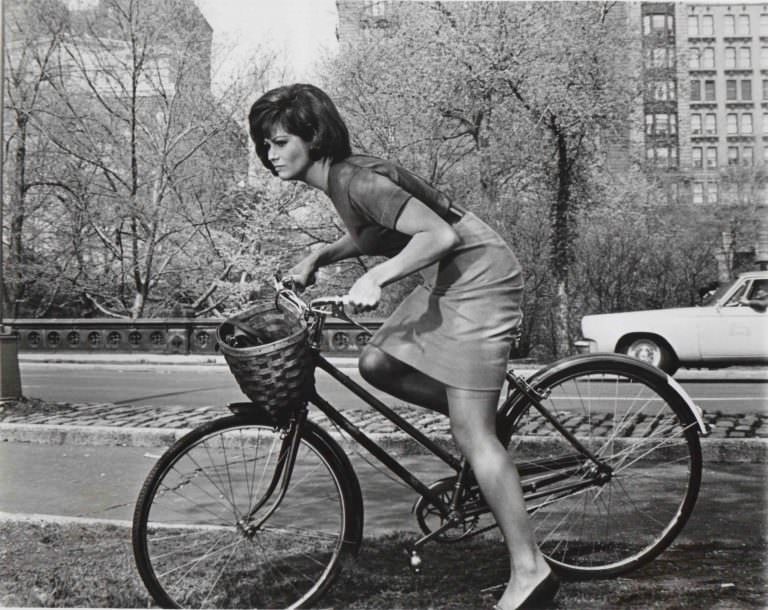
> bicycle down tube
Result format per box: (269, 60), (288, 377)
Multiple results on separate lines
(310, 352), (462, 509)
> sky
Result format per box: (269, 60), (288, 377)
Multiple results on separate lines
(194, 0), (339, 91)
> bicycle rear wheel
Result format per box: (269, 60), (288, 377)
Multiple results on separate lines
(132, 413), (363, 609)
(502, 355), (702, 578)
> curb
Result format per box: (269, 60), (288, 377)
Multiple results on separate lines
(18, 353), (768, 381)
(1, 422), (765, 463)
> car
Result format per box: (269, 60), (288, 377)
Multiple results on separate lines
(574, 270), (768, 374)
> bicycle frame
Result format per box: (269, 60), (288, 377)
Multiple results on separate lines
(257, 288), (621, 542)
(281, 351), (608, 529)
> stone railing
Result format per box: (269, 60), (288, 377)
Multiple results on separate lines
(4, 317), (382, 356)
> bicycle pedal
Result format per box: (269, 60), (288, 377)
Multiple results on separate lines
(408, 549), (423, 573)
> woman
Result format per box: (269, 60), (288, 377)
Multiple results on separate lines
(248, 83), (559, 610)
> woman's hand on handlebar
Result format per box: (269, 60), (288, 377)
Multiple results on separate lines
(283, 259), (316, 292)
(344, 273), (381, 314)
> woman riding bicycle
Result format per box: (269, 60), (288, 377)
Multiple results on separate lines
(248, 83), (559, 610)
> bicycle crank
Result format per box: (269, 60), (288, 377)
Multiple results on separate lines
(413, 477), (482, 543)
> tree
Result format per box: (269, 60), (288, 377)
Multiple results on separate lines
(3, 0), (73, 317)
(6, 0), (254, 318)
(325, 1), (639, 355)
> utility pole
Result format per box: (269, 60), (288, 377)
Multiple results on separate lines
(0, 0), (22, 401)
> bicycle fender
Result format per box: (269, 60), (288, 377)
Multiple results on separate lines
(514, 353), (708, 435)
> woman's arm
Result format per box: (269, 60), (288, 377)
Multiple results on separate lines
(346, 197), (459, 310)
(288, 232), (362, 288)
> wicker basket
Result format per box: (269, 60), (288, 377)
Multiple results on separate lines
(217, 299), (311, 422)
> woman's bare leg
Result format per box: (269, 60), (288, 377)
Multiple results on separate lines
(359, 346), (552, 608)
(358, 345), (448, 414)
(447, 387), (551, 610)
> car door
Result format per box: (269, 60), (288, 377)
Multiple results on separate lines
(698, 279), (768, 360)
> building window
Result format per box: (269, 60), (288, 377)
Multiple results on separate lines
(742, 80), (752, 101)
(691, 80), (701, 100)
(650, 80), (676, 101)
(701, 15), (714, 36)
(741, 113), (753, 134)
(691, 114), (702, 134)
(689, 48), (700, 69)
(762, 47), (768, 70)
(739, 47), (751, 69)
(707, 182), (718, 204)
(706, 147), (718, 168)
(728, 146), (740, 165)
(705, 113), (717, 135)
(688, 15), (699, 36)
(724, 14), (735, 36)
(764, 80), (768, 100)
(743, 146), (753, 166)
(692, 182), (704, 204)
(657, 113), (668, 134)
(761, 14), (768, 36)
(727, 113), (738, 134)
(701, 47), (715, 69)
(645, 14), (674, 35)
(737, 15), (750, 36)
(704, 80), (715, 101)
(764, 112), (768, 133)
(725, 47), (737, 69)
(726, 79), (738, 100)
(648, 112), (676, 135)
(647, 145), (677, 168)
(693, 147), (703, 168)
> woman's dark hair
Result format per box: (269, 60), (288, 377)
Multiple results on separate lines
(248, 83), (351, 175)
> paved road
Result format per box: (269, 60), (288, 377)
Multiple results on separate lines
(0, 440), (453, 535)
(17, 360), (768, 415)
(0, 440), (764, 545)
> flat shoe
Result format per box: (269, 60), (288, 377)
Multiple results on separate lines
(516, 571), (560, 609)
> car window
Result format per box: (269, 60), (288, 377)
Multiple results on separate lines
(701, 283), (729, 305)
(723, 282), (748, 307)
(747, 279), (768, 300)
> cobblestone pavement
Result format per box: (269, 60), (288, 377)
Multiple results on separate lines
(1, 397), (765, 439)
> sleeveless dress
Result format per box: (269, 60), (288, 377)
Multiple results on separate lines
(327, 155), (523, 391)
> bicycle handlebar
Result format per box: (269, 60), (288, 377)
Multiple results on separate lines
(273, 272), (348, 318)
(273, 272), (372, 335)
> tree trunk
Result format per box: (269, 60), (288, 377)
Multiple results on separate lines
(550, 127), (573, 357)
(7, 115), (29, 316)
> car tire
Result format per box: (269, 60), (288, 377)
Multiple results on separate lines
(622, 337), (679, 375)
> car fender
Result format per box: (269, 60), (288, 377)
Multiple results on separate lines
(581, 309), (704, 360)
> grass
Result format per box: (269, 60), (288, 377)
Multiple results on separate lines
(0, 520), (765, 609)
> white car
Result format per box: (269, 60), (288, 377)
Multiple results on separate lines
(575, 270), (768, 374)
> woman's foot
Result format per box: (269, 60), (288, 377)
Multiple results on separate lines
(495, 569), (560, 610)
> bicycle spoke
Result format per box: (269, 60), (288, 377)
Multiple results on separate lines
(135, 417), (355, 609)
(508, 359), (701, 575)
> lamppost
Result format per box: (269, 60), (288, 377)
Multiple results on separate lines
(0, 0), (22, 401)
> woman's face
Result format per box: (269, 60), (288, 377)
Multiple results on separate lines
(264, 127), (313, 181)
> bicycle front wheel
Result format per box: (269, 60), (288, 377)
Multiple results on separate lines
(503, 355), (702, 578)
(132, 413), (363, 609)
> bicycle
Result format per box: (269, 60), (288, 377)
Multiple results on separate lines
(132, 283), (708, 609)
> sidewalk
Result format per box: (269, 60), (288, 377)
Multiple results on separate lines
(17, 350), (768, 380)
(1, 352), (766, 463)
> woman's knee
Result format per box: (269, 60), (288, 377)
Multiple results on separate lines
(358, 345), (391, 387)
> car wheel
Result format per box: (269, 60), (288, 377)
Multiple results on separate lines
(623, 337), (679, 375)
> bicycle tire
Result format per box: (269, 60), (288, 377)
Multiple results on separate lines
(132, 413), (364, 609)
(500, 355), (702, 578)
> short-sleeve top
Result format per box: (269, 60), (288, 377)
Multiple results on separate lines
(327, 155), (453, 258)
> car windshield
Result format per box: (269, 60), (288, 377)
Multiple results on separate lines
(700, 282), (731, 306)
